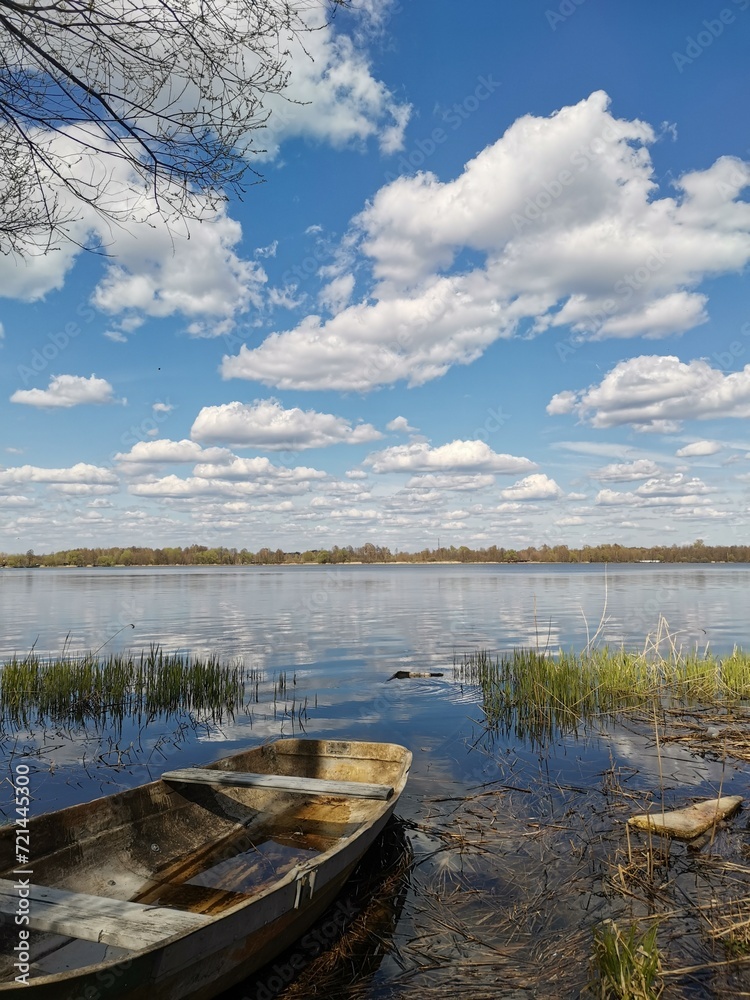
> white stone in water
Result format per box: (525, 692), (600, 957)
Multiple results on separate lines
(628, 795), (742, 840)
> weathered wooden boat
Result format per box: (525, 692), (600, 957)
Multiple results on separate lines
(0, 738), (411, 998)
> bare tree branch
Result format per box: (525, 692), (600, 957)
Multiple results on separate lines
(0, 0), (344, 255)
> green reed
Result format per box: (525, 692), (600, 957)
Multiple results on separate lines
(589, 920), (663, 999)
(455, 646), (750, 745)
(0, 646), (252, 727)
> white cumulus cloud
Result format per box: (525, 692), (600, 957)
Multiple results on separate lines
(636, 473), (712, 497)
(10, 374), (115, 408)
(0, 127), (265, 328)
(190, 399), (382, 450)
(115, 440), (232, 467)
(0, 495), (34, 508)
(221, 92), (750, 390)
(91, 205), (266, 338)
(365, 440), (537, 475)
(676, 440), (722, 457)
(386, 416), (418, 434)
(0, 463), (118, 487)
(500, 474), (563, 501)
(596, 473), (714, 507)
(407, 473), (497, 491)
(595, 489), (714, 509)
(128, 453), (327, 499)
(192, 457), (326, 483)
(547, 356), (750, 430)
(318, 274), (355, 315)
(592, 459), (662, 482)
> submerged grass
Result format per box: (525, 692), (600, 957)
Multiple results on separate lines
(0, 646), (250, 727)
(455, 644), (750, 745)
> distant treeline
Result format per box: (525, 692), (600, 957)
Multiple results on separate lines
(1, 540), (748, 567)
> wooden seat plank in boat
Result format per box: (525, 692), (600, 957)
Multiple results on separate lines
(162, 768), (394, 800)
(0, 880), (210, 951)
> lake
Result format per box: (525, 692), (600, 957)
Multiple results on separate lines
(3, 562), (750, 663)
(2, 563), (750, 997)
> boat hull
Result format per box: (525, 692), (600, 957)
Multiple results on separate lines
(0, 739), (411, 998)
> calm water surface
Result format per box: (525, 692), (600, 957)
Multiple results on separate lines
(1, 562), (747, 809)
(2, 562), (749, 662)
(1, 565), (749, 996)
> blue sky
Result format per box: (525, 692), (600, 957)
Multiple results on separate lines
(2, 0), (750, 553)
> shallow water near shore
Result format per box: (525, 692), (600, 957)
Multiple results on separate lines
(2, 564), (750, 996)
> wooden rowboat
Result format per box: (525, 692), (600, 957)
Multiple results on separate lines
(0, 738), (412, 998)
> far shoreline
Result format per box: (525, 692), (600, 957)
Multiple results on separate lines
(3, 559), (748, 569)
(3, 540), (748, 569)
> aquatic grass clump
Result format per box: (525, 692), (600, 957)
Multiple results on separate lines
(138, 645), (246, 718)
(589, 920), (663, 999)
(0, 647), (250, 728)
(455, 645), (750, 745)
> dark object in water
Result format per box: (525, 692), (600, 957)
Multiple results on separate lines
(388, 670), (444, 680)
